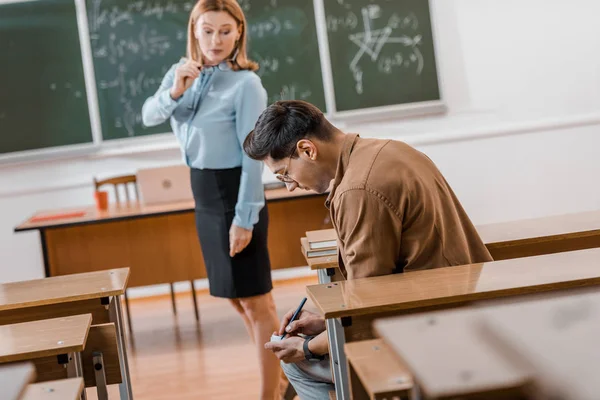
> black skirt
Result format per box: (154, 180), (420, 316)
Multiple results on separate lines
(190, 167), (272, 298)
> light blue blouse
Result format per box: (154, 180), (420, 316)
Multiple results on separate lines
(142, 60), (267, 230)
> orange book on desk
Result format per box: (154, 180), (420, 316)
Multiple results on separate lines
(29, 211), (87, 223)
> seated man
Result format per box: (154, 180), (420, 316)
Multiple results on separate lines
(243, 100), (493, 400)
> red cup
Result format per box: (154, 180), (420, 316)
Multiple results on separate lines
(94, 190), (109, 211)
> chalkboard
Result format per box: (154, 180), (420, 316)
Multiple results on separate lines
(87, 0), (326, 140)
(87, 0), (194, 140)
(0, 0), (93, 155)
(322, 0), (441, 113)
(242, 0), (326, 110)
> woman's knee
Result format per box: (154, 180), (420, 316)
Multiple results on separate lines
(228, 298), (245, 315)
(239, 293), (276, 322)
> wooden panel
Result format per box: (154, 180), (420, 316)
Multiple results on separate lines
(307, 248), (600, 319)
(374, 310), (531, 399)
(267, 196), (331, 270)
(46, 214), (205, 287)
(0, 299), (109, 326)
(81, 324), (122, 387)
(31, 356), (68, 383)
(22, 378), (83, 400)
(486, 232), (600, 261)
(0, 269), (128, 311)
(345, 339), (412, 400)
(477, 210), (600, 245)
(0, 363), (35, 400)
(0, 315), (91, 363)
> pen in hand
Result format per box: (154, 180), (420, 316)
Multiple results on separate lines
(281, 297), (307, 340)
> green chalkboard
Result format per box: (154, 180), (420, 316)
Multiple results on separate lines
(86, 0), (194, 140)
(87, 0), (326, 140)
(323, 0), (441, 112)
(0, 0), (93, 155)
(242, 0), (326, 110)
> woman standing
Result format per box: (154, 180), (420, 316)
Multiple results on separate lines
(142, 1), (280, 398)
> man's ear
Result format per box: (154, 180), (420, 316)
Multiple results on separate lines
(297, 139), (317, 161)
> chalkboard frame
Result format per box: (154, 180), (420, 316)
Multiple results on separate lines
(0, 0), (447, 164)
(314, 0), (446, 122)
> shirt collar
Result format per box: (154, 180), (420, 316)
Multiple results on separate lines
(325, 133), (359, 208)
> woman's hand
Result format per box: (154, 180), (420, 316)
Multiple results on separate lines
(170, 60), (202, 99)
(229, 224), (252, 257)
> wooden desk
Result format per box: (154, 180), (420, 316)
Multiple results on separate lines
(0, 315), (90, 363)
(374, 290), (600, 400)
(0, 268), (132, 400)
(308, 247), (600, 400)
(14, 187), (331, 283)
(307, 210), (600, 283)
(477, 209), (600, 260)
(23, 378), (84, 400)
(0, 315), (91, 391)
(479, 291), (600, 400)
(0, 363), (36, 400)
(374, 307), (531, 399)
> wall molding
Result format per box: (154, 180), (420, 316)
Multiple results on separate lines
(1, 112), (599, 199)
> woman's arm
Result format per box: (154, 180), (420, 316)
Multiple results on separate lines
(141, 61), (182, 127)
(232, 74), (268, 230)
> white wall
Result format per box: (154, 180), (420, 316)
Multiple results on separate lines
(2, 0), (599, 286)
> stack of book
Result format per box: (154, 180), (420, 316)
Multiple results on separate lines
(300, 228), (338, 268)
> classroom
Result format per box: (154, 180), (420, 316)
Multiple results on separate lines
(1, 0), (599, 399)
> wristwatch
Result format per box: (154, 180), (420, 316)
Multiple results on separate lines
(303, 336), (326, 362)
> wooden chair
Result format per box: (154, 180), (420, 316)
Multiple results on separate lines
(93, 175), (200, 332)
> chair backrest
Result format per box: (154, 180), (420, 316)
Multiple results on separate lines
(93, 174), (138, 204)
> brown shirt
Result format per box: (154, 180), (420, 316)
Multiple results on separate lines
(326, 134), (493, 280)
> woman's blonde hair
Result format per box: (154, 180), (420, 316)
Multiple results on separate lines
(186, 0), (258, 71)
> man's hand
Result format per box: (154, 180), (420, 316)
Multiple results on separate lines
(264, 335), (305, 364)
(278, 308), (326, 337)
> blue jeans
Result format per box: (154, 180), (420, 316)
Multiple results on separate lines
(281, 357), (335, 400)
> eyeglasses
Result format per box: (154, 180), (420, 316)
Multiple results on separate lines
(275, 148), (296, 184)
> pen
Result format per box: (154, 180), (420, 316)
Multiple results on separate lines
(281, 297), (307, 340)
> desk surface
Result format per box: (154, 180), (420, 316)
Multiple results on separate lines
(0, 314), (91, 363)
(307, 247), (600, 319)
(476, 209), (600, 245)
(480, 291), (600, 400)
(14, 186), (324, 232)
(0, 363), (36, 400)
(0, 268), (129, 311)
(22, 378), (84, 400)
(374, 291), (600, 400)
(374, 307), (530, 399)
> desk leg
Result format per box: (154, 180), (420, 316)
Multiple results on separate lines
(326, 318), (350, 400)
(67, 352), (87, 400)
(110, 296), (134, 400)
(317, 269), (331, 284)
(40, 229), (51, 277)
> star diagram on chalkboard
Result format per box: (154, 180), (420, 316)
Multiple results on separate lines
(347, 6), (423, 94)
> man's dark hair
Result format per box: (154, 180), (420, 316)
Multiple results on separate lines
(243, 100), (334, 161)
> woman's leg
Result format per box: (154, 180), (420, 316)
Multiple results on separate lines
(239, 292), (281, 400)
(229, 298), (255, 343)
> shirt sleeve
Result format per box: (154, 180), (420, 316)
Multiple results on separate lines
(232, 74), (268, 230)
(141, 61), (183, 127)
(333, 189), (403, 279)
